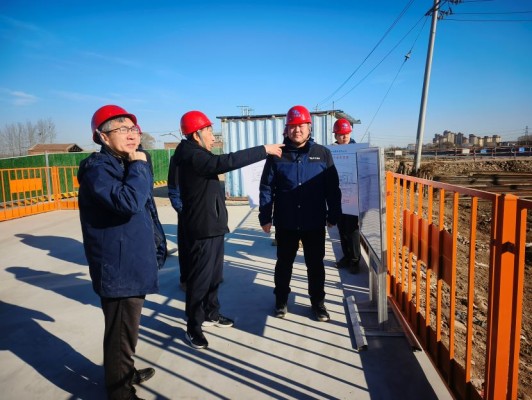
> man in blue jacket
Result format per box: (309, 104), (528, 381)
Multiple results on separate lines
(259, 105), (342, 322)
(173, 110), (283, 349)
(167, 154), (189, 291)
(78, 105), (167, 400)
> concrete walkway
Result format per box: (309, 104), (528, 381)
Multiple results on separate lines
(0, 203), (452, 399)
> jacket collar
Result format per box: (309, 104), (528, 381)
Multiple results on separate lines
(283, 136), (314, 152)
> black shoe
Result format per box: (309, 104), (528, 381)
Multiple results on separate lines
(274, 303), (287, 318)
(349, 260), (360, 274)
(202, 314), (234, 328)
(312, 303), (330, 322)
(131, 367), (155, 385)
(335, 257), (350, 269)
(186, 331), (209, 349)
(129, 388), (145, 400)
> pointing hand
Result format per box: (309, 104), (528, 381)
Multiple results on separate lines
(264, 144), (284, 158)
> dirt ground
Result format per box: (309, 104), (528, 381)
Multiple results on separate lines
(387, 158), (532, 399)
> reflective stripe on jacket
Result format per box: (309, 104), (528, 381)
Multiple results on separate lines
(259, 138), (341, 230)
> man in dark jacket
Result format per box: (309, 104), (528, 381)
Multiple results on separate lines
(78, 105), (167, 400)
(332, 118), (361, 273)
(259, 105), (342, 322)
(173, 110), (283, 349)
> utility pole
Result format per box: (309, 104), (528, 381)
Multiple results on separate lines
(413, 0), (440, 175)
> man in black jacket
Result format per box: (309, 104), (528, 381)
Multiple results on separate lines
(172, 110), (283, 349)
(259, 105), (342, 322)
(332, 118), (361, 273)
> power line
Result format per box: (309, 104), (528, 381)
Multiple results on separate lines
(452, 10), (532, 15)
(444, 18), (532, 22)
(315, 0), (416, 109)
(360, 56), (409, 142)
(333, 13), (429, 105)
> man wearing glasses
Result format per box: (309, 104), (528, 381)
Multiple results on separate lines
(78, 105), (167, 400)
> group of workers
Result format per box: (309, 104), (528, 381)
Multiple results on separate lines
(77, 104), (361, 400)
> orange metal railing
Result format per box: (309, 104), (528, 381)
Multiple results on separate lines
(0, 166), (79, 221)
(386, 171), (530, 400)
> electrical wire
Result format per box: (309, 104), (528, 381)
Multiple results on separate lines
(315, 0), (417, 109)
(444, 18), (532, 22)
(359, 57), (409, 142)
(452, 11), (532, 15)
(333, 14), (429, 105)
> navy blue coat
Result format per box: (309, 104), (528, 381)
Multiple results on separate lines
(259, 138), (342, 230)
(167, 154), (183, 213)
(334, 138), (356, 144)
(77, 147), (165, 298)
(174, 138), (267, 241)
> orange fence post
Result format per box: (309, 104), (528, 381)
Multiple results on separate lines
(386, 172), (394, 297)
(484, 194), (518, 400)
(51, 167), (61, 206)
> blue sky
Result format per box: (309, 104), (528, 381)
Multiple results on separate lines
(1, 0), (531, 150)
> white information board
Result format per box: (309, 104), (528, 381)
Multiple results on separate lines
(240, 159), (266, 207)
(326, 143), (369, 216)
(356, 147), (388, 325)
(357, 148), (384, 261)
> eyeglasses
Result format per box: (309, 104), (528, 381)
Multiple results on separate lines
(103, 126), (141, 135)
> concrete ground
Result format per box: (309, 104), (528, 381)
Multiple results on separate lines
(0, 202), (453, 400)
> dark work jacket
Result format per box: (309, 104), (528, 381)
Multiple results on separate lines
(173, 139), (267, 240)
(259, 137), (342, 230)
(77, 147), (166, 298)
(334, 138), (356, 144)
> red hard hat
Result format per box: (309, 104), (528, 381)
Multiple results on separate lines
(286, 105), (311, 125)
(91, 105), (137, 144)
(333, 118), (352, 135)
(180, 110), (212, 135)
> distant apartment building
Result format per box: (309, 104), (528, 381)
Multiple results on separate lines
(432, 130), (501, 148)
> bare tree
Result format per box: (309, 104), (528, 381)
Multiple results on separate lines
(0, 118), (57, 157)
(140, 132), (156, 149)
(36, 118), (57, 144)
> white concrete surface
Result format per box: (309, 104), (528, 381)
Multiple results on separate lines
(0, 202), (453, 399)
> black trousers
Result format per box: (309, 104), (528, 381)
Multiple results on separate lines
(274, 228), (326, 307)
(186, 235), (224, 336)
(337, 214), (361, 263)
(101, 295), (145, 400)
(177, 212), (190, 284)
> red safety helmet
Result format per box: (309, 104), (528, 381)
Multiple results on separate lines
(91, 105), (137, 144)
(180, 110), (212, 135)
(333, 118), (352, 135)
(286, 105), (311, 125)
